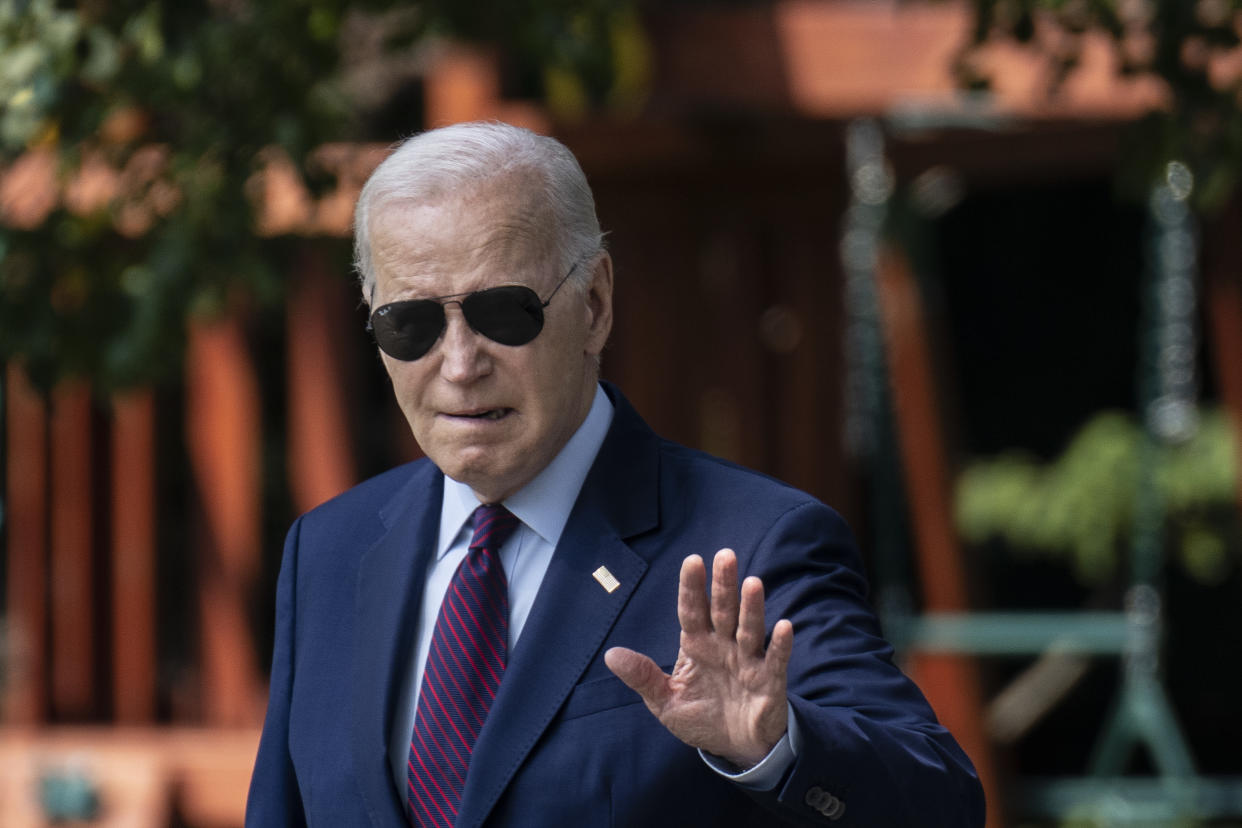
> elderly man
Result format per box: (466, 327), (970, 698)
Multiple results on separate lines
(247, 122), (984, 827)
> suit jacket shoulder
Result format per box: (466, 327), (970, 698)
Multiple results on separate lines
(297, 458), (435, 542)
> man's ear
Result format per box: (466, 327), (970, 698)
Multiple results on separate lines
(584, 252), (614, 357)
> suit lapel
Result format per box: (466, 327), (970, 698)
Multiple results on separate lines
(456, 387), (661, 828)
(352, 463), (443, 827)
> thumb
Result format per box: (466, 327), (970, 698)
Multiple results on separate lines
(605, 647), (671, 710)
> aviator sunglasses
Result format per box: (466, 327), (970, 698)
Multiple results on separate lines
(368, 262), (580, 361)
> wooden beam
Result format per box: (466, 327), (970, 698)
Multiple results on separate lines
(186, 315), (264, 726)
(287, 254), (357, 514)
(49, 381), (95, 720)
(875, 246), (1003, 827)
(875, 249), (971, 609)
(647, 0), (1163, 120)
(3, 365), (48, 724)
(111, 390), (157, 723)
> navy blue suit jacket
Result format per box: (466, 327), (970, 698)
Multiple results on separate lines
(247, 385), (984, 827)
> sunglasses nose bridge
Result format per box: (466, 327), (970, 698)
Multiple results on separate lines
(437, 299), (491, 369)
(439, 298), (477, 336)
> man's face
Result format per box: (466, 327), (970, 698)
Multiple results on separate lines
(368, 176), (613, 504)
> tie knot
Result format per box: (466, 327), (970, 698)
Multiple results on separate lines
(469, 504), (519, 553)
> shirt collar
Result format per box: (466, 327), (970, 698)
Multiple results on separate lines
(437, 384), (615, 559)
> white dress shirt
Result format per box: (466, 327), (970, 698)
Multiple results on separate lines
(388, 385), (615, 793)
(389, 384), (798, 805)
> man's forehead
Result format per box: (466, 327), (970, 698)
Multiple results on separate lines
(369, 192), (560, 300)
(375, 180), (554, 253)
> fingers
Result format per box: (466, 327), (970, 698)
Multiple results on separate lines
(736, 575), (768, 655)
(765, 618), (795, 676)
(710, 549), (739, 639)
(605, 646), (671, 712)
(682, 548), (791, 665)
(677, 554), (710, 634)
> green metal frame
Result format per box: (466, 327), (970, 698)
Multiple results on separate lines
(843, 119), (1242, 825)
(897, 612), (1129, 656)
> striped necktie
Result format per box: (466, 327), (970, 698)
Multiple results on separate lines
(407, 503), (519, 827)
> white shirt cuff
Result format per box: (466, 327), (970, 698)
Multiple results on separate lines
(698, 702), (801, 791)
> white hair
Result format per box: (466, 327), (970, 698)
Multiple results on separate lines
(353, 121), (605, 306)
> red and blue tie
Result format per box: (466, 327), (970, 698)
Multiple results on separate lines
(408, 504), (519, 827)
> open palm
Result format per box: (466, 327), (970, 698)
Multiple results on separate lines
(605, 548), (793, 768)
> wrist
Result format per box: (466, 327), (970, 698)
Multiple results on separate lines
(723, 728), (787, 770)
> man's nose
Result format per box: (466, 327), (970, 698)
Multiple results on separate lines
(438, 304), (490, 382)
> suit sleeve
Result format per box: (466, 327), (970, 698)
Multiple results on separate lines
(739, 501), (985, 827)
(246, 517), (309, 827)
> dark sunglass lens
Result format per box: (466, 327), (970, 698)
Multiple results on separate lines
(463, 286), (544, 346)
(371, 301), (445, 360)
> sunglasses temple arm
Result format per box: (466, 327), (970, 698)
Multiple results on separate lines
(542, 261), (581, 307)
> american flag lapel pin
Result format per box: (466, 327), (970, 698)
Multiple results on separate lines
(592, 565), (621, 594)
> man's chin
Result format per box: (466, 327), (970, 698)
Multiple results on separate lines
(438, 457), (524, 503)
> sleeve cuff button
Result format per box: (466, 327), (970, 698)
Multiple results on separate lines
(805, 786), (846, 820)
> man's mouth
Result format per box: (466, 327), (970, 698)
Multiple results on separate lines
(451, 408), (513, 421)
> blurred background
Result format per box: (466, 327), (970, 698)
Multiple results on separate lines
(2, 0), (1241, 825)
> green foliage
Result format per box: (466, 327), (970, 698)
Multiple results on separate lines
(0, 0), (363, 390)
(0, 0), (642, 392)
(959, 0), (1242, 213)
(956, 408), (1240, 584)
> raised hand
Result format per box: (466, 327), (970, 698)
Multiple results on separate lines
(604, 548), (794, 768)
